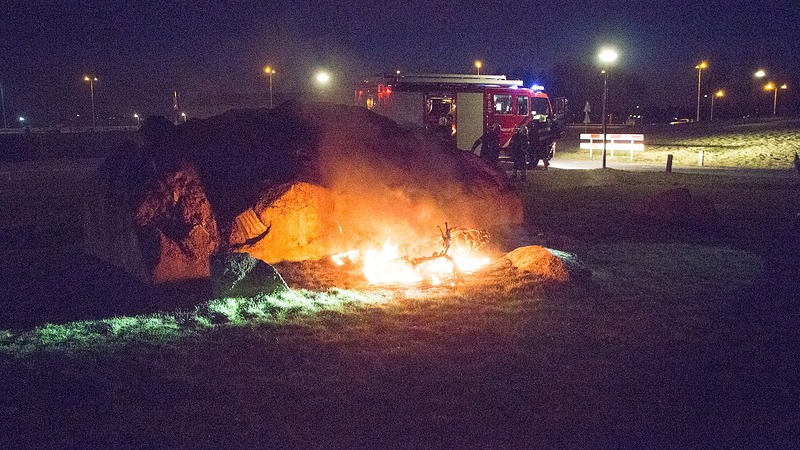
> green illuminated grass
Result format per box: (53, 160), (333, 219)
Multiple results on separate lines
(0, 242), (765, 356)
(0, 289), (391, 355)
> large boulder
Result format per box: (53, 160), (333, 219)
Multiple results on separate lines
(632, 187), (717, 229)
(85, 103), (522, 283)
(84, 136), (219, 284)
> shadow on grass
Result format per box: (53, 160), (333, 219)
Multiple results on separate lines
(0, 245), (211, 331)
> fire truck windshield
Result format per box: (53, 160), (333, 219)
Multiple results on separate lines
(531, 97), (551, 119)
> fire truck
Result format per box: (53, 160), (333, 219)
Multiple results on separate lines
(354, 73), (562, 159)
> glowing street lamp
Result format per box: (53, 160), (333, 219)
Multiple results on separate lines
(764, 82), (788, 115)
(315, 71), (330, 85)
(695, 61), (708, 122)
(133, 113), (140, 127)
(83, 75), (98, 127)
(315, 70), (330, 96)
(181, 112), (187, 122)
(474, 60), (482, 75)
(598, 48), (618, 169)
(710, 89), (724, 121)
(264, 66), (276, 108)
(754, 69), (766, 79)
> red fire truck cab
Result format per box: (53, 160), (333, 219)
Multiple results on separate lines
(355, 73), (558, 156)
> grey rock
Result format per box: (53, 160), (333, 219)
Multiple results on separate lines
(211, 252), (289, 299)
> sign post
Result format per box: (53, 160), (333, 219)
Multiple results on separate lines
(583, 101), (591, 134)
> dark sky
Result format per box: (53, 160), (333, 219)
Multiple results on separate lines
(1, 0), (798, 124)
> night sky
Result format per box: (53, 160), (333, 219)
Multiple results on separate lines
(1, 0), (798, 125)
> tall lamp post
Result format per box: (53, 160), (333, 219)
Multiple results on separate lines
(710, 89), (724, 121)
(754, 70), (766, 115)
(474, 60), (482, 75)
(598, 48), (618, 169)
(764, 82), (788, 115)
(83, 75), (98, 127)
(264, 66), (275, 108)
(695, 61), (708, 122)
(0, 82), (6, 128)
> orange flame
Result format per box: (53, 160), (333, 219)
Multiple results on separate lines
(332, 237), (491, 285)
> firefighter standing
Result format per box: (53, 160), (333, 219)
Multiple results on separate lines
(528, 119), (553, 169)
(510, 126), (528, 181)
(471, 123), (501, 167)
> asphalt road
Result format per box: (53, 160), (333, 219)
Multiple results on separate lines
(0, 156), (796, 193)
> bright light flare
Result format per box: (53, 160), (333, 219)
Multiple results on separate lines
(755, 70), (766, 78)
(715, 89), (725, 97)
(364, 239), (423, 284)
(695, 61), (708, 70)
(315, 71), (330, 84)
(332, 249), (360, 266)
(331, 237), (492, 286)
(598, 49), (618, 63)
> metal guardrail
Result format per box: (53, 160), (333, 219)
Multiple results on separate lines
(0, 126), (138, 134)
(580, 133), (645, 160)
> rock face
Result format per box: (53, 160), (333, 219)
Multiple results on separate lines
(632, 187), (717, 229)
(85, 103), (523, 283)
(503, 246), (591, 282)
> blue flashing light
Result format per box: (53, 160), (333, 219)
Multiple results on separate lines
(531, 84), (545, 92)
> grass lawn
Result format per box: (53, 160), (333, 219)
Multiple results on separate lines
(557, 116), (800, 169)
(1, 141), (799, 446)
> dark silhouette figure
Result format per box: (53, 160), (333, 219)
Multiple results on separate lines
(510, 126), (528, 181)
(471, 123), (501, 167)
(528, 119), (554, 169)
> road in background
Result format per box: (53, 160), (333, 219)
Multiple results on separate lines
(547, 158), (797, 179)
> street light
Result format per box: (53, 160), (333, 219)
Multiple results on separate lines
(264, 66), (276, 108)
(598, 48), (618, 169)
(133, 113), (140, 127)
(710, 89), (724, 121)
(764, 82), (788, 115)
(695, 61), (708, 122)
(181, 112), (187, 122)
(474, 60), (482, 75)
(315, 71), (330, 96)
(755, 69), (766, 79)
(83, 75), (98, 127)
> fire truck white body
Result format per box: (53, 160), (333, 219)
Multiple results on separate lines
(354, 74), (557, 155)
